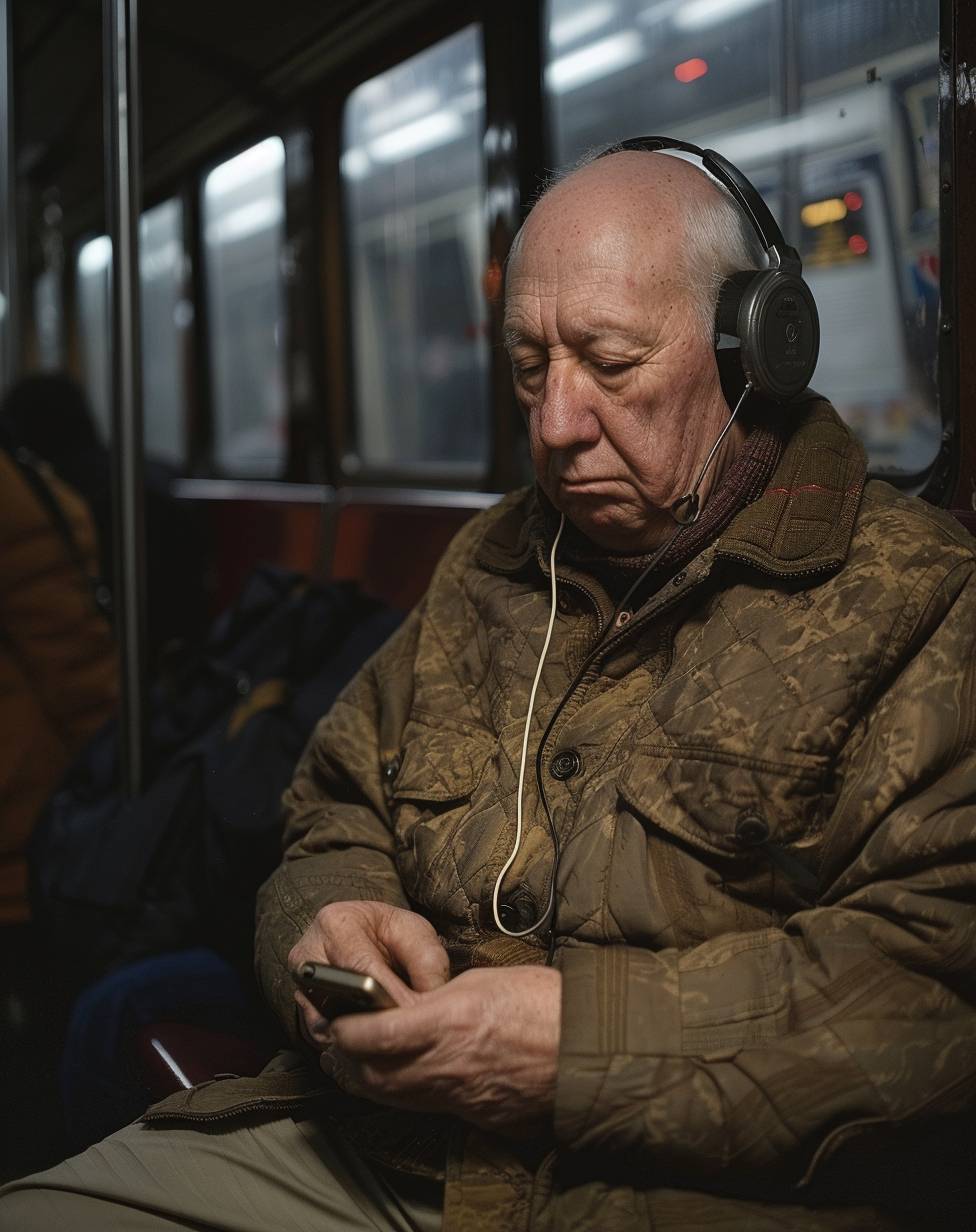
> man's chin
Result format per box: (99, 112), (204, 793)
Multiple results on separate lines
(561, 504), (672, 555)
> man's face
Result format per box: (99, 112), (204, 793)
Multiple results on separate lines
(504, 177), (734, 554)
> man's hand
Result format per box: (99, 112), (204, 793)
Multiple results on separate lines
(329, 965), (561, 1137)
(288, 901), (449, 1048)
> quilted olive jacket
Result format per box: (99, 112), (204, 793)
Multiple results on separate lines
(147, 400), (976, 1229)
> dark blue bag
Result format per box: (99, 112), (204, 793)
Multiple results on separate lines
(29, 565), (402, 990)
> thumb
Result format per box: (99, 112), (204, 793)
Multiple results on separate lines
(382, 911), (451, 992)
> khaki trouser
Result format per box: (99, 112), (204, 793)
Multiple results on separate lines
(0, 1113), (443, 1231)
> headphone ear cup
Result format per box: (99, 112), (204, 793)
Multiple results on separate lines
(714, 269), (819, 403)
(737, 271), (820, 401)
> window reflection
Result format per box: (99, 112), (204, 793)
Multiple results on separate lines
(342, 25), (490, 476)
(545, 0), (941, 475)
(203, 136), (287, 478)
(140, 199), (188, 465)
(75, 200), (190, 466)
(75, 234), (112, 443)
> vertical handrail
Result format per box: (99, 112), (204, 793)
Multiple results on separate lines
(0, 0), (19, 390)
(104, 0), (148, 796)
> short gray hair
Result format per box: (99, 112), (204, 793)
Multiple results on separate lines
(531, 144), (767, 341)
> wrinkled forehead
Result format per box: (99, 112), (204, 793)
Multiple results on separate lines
(504, 202), (683, 344)
(503, 249), (684, 359)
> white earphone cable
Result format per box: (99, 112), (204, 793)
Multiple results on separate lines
(491, 512), (565, 937)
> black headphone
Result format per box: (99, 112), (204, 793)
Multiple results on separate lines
(601, 135), (820, 404)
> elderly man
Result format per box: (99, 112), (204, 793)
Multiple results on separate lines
(3, 147), (975, 1231)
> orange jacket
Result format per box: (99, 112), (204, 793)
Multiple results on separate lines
(0, 451), (117, 922)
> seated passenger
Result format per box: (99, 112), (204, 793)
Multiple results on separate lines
(0, 372), (208, 666)
(0, 440), (117, 924)
(2, 145), (974, 1230)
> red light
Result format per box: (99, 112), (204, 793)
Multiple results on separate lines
(674, 58), (708, 83)
(843, 191), (863, 211)
(848, 234), (869, 256)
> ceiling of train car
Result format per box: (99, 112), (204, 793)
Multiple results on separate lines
(14, 0), (413, 234)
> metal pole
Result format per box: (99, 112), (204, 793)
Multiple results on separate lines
(0, 0), (19, 389)
(104, 0), (148, 796)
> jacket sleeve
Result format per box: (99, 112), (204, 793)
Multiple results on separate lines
(254, 503), (503, 1043)
(254, 604), (424, 1044)
(0, 461), (117, 751)
(555, 553), (976, 1192)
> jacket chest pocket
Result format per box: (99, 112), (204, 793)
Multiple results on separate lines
(388, 720), (500, 919)
(617, 744), (829, 918)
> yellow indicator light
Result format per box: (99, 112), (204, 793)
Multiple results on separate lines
(800, 197), (848, 228)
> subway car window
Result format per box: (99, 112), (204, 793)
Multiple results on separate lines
(74, 200), (189, 465)
(545, 0), (941, 476)
(139, 199), (188, 465)
(202, 136), (287, 478)
(341, 25), (490, 478)
(75, 234), (112, 443)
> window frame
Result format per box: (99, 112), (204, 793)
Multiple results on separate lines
(935, 0), (967, 509)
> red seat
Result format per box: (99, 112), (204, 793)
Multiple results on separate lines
(328, 493), (497, 610)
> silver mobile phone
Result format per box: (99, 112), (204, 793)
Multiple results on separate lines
(292, 961), (395, 1017)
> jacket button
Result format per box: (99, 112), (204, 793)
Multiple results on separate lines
(382, 755), (401, 784)
(497, 889), (538, 931)
(672, 570), (687, 586)
(550, 749), (582, 780)
(735, 813), (770, 846)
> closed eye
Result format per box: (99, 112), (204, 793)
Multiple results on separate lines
(513, 359), (548, 385)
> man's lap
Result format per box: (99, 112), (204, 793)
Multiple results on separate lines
(0, 1111), (443, 1232)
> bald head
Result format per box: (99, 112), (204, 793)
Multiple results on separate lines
(508, 150), (764, 340)
(503, 148), (757, 552)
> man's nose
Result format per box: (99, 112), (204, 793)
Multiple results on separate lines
(536, 362), (601, 451)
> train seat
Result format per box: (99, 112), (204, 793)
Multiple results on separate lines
(326, 489), (500, 609)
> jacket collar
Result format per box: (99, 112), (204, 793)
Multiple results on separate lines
(477, 397), (867, 582)
(714, 396), (866, 578)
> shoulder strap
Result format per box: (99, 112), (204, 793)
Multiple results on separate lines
(7, 445), (114, 621)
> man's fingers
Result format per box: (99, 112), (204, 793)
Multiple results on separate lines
(331, 1002), (432, 1059)
(294, 989), (333, 1049)
(403, 942), (451, 993)
(381, 912), (451, 992)
(288, 902), (447, 1024)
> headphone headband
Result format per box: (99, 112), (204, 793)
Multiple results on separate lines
(604, 135), (802, 275)
(597, 133), (819, 402)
